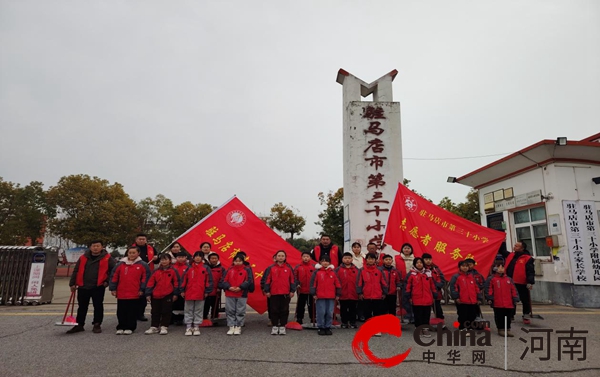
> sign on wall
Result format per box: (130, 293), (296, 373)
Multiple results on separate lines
(563, 200), (600, 285)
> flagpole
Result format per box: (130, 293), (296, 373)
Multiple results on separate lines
(160, 195), (237, 252)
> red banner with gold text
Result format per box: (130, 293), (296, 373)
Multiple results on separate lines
(175, 196), (301, 314)
(384, 184), (506, 279)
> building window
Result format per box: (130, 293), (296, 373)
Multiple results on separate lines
(513, 206), (551, 257)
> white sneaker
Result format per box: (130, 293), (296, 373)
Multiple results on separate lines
(123, 330), (133, 335)
(233, 326), (241, 335)
(116, 329), (124, 335)
(159, 326), (168, 335)
(227, 326), (235, 335)
(193, 327), (201, 336)
(374, 332), (382, 337)
(279, 326), (286, 335)
(271, 326), (279, 335)
(185, 328), (193, 336)
(145, 327), (159, 335)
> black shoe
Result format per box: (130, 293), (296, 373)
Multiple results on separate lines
(138, 316), (148, 322)
(326, 328), (333, 335)
(358, 316), (366, 322)
(297, 320), (303, 325)
(92, 324), (102, 334)
(318, 329), (326, 336)
(66, 325), (84, 334)
(350, 323), (358, 329)
(341, 324), (348, 329)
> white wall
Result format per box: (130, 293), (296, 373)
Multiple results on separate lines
(478, 163), (600, 285)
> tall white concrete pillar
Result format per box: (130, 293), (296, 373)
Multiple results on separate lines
(336, 69), (403, 254)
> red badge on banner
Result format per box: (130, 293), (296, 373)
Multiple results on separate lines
(175, 196), (301, 314)
(384, 184), (506, 279)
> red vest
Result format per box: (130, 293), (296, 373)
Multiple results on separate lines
(133, 243), (156, 271)
(76, 254), (110, 287)
(505, 253), (532, 285)
(314, 245), (339, 267)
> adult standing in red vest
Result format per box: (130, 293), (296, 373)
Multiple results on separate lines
(310, 235), (343, 268)
(67, 240), (116, 334)
(133, 233), (158, 321)
(503, 241), (535, 324)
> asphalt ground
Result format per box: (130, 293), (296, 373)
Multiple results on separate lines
(0, 278), (599, 377)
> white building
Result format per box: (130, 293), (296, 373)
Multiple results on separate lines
(453, 133), (600, 308)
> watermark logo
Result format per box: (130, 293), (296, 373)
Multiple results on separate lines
(351, 315), (411, 368)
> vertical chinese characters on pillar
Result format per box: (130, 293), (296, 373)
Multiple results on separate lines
(363, 105), (389, 249)
(563, 201), (600, 285)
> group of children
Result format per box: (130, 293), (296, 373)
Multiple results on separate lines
(70, 237), (521, 339)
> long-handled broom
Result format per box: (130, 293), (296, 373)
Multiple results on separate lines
(285, 294), (303, 331)
(200, 291), (220, 327)
(55, 290), (78, 326)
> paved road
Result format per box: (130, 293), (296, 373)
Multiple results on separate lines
(1, 278), (599, 377)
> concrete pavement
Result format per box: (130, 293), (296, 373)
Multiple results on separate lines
(0, 278), (599, 377)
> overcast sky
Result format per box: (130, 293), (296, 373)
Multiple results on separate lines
(1, 0), (599, 239)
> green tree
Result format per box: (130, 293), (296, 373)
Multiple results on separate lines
(437, 189), (480, 224)
(316, 188), (344, 247)
(47, 175), (139, 247)
(169, 201), (213, 243)
(0, 178), (53, 245)
(136, 194), (175, 248)
(267, 202), (306, 242)
(288, 237), (319, 253)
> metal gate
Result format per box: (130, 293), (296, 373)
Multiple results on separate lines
(0, 246), (58, 305)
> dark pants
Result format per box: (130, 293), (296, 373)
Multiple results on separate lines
(400, 285), (414, 321)
(138, 296), (148, 319)
(383, 294), (397, 315)
(116, 299), (138, 331)
(457, 304), (478, 330)
(76, 286), (106, 326)
(266, 296), (271, 321)
(340, 300), (358, 325)
(204, 295), (217, 319)
(514, 284), (532, 316)
(295, 293), (314, 323)
(363, 299), (384, 320)
(151, 296), (173, 328)
(413, 305), (431, 328)
(269, 294), (291, 326)
(356, 299), (365, 320)
(433, 299), (444, 319)
(493, 307), (513, 330)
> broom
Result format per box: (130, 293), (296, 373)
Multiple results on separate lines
(430, 290), (444, 326)
(285, 293), (303, 331)
(303, 296), (318, 329)
(200, 291), (219, 327)
(55, 289), (78, 326)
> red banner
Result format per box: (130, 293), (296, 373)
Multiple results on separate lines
(384, 183), (506, 279)
(175, 196), (301, 315)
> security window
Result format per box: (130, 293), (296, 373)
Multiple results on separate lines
(513, 207), (551, 257)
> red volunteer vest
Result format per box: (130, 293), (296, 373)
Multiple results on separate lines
(505, 253), (532, 285)
(314, 245), (339, 267)
(76, 253), (110, 287)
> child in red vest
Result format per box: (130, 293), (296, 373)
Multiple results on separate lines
(219, 254), (253, 335)
(406, 257), (436, 337)
(171, 252), (189, 326)
(204, 253), (225, 321)
(109, 246), (150, 335)
(264, 250), (297, 335)
(395, 243), (415, 324)
(357, 253), (388, 335)
(144, 254), (180, 335)
(181, 251), (213, 336)
(450, 260), (481, 331)
(485, 260), (519, 337)
(310, 255), (341, 335)
(381, 254), (402, 316)
(67, 240), (116, 334)
(422, 253), (446, 320)
(335, 252), (359, 328)
(294, 251), (316, 325)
